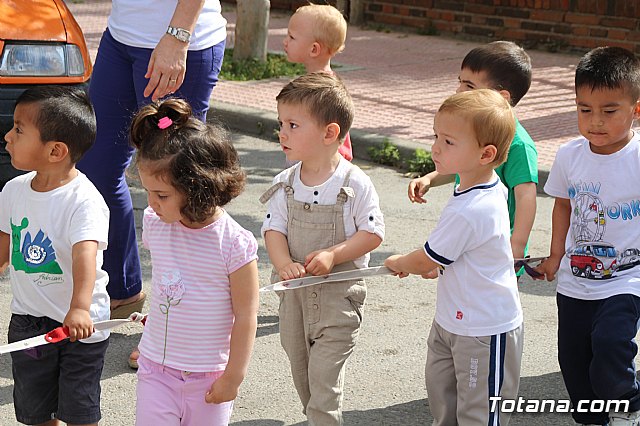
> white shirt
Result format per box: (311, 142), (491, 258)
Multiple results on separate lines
(0, 172), (110, 343)
(424, 176), (522, 337)
(544, 134), (640, 300)
(108, 0), (227, 50)
(261, 158), (385, 268)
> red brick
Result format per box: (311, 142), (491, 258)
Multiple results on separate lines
(607, 29), (628, 40)
(589, 28), (607, 37)
(503, 17), (522, 28)
(401, 16), (429, 27)
(397, 5), (411, 16)
(564, 13), (600, 25)
(441, 11), (456, 21)
(465, 4), (495, 14)
(600, 18), (636, 29)
(378, 14), (403, 25)
(499, 28), (527, 40)
(572, 26), (590, 36)
(530, 9), (565, 21)
(426, 9), (439, 19)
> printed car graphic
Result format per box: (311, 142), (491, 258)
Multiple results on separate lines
(569, 241), (617, 279)
(617, 248), (640, 272)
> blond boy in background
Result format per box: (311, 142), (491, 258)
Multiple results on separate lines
(284, 4), (353, 161)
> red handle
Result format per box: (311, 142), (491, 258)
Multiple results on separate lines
(44, 327), (70, 343)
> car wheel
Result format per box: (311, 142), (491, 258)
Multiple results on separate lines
(571, 266), (580, 276)
(585, 266), (592, 277)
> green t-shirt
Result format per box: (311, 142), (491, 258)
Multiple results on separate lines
(456, 119), (538, 275)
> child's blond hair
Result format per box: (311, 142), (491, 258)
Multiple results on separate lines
(277, 72), (354, 141)
(294, 4), (347, 55)
(438, 89), (515, 166)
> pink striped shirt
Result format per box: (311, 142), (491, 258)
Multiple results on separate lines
(138, 207), (258, 372)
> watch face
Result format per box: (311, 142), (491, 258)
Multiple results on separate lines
(176, 29), (190, 42)
(167, 27), (190, 42)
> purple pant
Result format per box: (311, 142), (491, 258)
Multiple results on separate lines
(78, 29), (225, 299)
(136, 355), (233, 425)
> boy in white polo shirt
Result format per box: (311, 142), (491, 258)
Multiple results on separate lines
(385, 89), (523, 426)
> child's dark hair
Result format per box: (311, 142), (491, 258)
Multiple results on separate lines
(15, 86), (96, 163)
(575, 46), (640, 102)
(461, 41), (532, 106)
(130, 98), (246, 224)
(276, 72), (354, 141)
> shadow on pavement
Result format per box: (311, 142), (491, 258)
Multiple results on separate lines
(229, 371), (578, 425)
(230, 399), (430, 426)
(101, 332), (143, 380)
(257, 315), (279, 338)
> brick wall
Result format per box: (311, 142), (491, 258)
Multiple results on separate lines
(363, 0), (640, 54)
(224, 1), (640, 54)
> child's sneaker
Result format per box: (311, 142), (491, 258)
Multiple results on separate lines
(610, 410), (640, 425)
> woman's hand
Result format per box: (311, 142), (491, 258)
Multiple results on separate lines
(143, 35), (189, 100)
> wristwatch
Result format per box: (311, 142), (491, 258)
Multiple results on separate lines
(166, 26), (191, 43)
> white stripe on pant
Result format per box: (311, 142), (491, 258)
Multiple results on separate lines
(425, 320), (523, 426)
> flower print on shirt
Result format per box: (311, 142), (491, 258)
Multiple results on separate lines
(10, 217), (63, 277)
(157, 270), (185, 364)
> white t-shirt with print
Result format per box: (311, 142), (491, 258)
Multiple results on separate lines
(261, 158), (385, 269)
(0, 172), (110, 343)
(424, 176), (522, 337)
(544, 134), (640, 300)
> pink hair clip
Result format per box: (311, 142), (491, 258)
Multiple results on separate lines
(158, 116), (173, 129)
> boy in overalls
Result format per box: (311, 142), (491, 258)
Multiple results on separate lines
(260, 72), (385, 425)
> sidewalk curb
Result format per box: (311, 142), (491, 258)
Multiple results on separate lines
(208, 101), (550, 192)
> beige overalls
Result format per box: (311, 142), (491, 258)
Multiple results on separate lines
(260, 168), (367, 426)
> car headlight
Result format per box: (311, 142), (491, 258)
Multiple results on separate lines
(0, 43), (85, 77)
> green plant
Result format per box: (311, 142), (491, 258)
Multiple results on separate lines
(220, 49), (306, 81)
(362, 23), (392, 33)
(406, 148), (435, 175)
(367, 139), (401, 166)
(417, 20), (439, 36)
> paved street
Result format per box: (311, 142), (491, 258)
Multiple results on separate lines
(0, 133), (577, 425)
(69, 0), (586, 174)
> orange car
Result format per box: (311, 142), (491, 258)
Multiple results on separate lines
(0, 0), (92, 188)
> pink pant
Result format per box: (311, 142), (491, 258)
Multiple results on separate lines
(136, 355), (233, 425)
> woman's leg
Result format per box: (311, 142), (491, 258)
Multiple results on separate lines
(173, 39), (226, 120)
(78, 30), (143, 303)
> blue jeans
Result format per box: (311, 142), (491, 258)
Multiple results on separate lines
(557, 293), (640, 424)
(78, 29), (225, 299)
